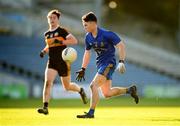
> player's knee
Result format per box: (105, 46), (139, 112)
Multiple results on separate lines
(90, 82), (97, 89)
(90, 84), (93, 89)
(103, 92), (111, 98)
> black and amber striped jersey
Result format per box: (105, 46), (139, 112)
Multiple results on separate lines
(44, 26), (69, 61)
(44, 26), (69, 48)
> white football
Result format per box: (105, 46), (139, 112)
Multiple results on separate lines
(62, 47), (77, 63)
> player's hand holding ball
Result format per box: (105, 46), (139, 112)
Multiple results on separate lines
(116, 60), (126, 74)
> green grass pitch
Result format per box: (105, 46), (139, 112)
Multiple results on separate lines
(0, 98), (180, 126)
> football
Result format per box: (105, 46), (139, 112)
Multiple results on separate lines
(62, 47), (77, 63)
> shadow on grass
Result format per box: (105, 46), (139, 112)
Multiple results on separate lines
(0, 97), (180, 108)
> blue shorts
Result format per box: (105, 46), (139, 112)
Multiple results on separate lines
(98, 64), (116, 80)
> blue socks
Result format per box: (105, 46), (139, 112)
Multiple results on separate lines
(88, 109), (95, 115)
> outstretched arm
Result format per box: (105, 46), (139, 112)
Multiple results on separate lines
(81, 50), (91, 69)
(63, 34), (78, 45)
(116, 40), (126, 61)
(76, 50), (91, 82)
(116, 40), (126, 74)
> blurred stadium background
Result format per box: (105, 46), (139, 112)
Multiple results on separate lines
(0, 0), (180, 101)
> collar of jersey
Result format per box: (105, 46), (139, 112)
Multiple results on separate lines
(49, 25), (60, 32)
(90, 27), (102, 40)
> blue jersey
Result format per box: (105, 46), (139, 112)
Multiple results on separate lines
(85, 27), (121, 68)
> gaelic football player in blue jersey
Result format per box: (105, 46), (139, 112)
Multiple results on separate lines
(76, 12), (139, 118)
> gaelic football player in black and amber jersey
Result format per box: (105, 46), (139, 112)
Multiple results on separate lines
(37, 10), (88, 115)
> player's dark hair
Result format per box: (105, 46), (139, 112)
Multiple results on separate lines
(47, 9), (61, 19)
(82, 12), (97, 22)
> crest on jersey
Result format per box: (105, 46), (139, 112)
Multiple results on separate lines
(100, 42), (104, 47)
(95, 42), (98, 47)
(54, 32), (59, 37)
(50, 34), (53, 38)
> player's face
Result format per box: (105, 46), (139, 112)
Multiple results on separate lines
(82, 21), (95, 33)
(47, 14), (59, 27)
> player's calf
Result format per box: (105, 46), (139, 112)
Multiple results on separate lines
(79, 88), (88, 104)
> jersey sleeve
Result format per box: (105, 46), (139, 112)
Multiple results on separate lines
(44, 31), (48, 45)
(44, 31), (48, 37)
(107, 31), (121, 45)
(85, 35), (92, 50)
(61, 28), (69, 38)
